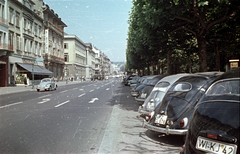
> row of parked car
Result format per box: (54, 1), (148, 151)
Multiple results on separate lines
(122, 68), (239, 154)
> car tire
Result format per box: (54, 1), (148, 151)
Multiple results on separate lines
(37, 89), (40, 92)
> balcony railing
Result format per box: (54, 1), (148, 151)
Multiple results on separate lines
(0, 17), (8, 25)
(0, 43), (13, 51)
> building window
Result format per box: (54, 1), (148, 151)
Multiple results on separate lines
(39, 43), (42, 55)
(24, 19), (27, 30)
(64, 54), (69, 62)
(8, 32), (13, 46)
(16, 12), (20, 28)
(35, 42), (38, 54)
(29, 22), (32, 32)
(64, 43), (68, 49)
(39, 26), (42, 37)
(9, 8), (14, 25)
(34, 23), (37, 36)
(16, 35), (21, 50)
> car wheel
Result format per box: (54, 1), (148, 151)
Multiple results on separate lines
(37, 89), (40, 92)
(55, 85), (57, 90)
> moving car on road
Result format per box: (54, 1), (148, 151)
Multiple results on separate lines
(183, 68), (239, 154)
(36, 78), (58, 92)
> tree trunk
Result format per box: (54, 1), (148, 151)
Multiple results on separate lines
(197, 35), (208, 72)
(167, 50), (172, 75)
(142, 67), (145, 76)
(152, 60), (157, 75)
(215, 45), (221, 71)
(147, 63), (150, 75)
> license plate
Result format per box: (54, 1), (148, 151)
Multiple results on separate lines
(155, 114), (167, 125)
(196, 136), (237, 154)
(141, 93), (147, 98)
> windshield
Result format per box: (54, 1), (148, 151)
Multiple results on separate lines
(42, 79), (50, 82)
(207, 79), (240, 96)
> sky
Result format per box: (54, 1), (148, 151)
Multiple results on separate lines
(43, 0), (133, 62)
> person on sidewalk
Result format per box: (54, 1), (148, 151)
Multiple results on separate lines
(24, 77), (27, 87)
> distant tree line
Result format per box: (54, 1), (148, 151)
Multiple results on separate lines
(125, 0), (240, 75)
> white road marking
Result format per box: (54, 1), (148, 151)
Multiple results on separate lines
(55, 100), (70, 107)
(60, 90), (68, 93)
(88, 98), (99, 103)
(78, 93), (86, 97)
(0, 102), (23, 109)
(38, 94), (51, 98)
(90, 90), (94, 92)
(38, 98), (50, 104)
(97, 87), (100, 89)
(79, 89), (84, 91)
(72, 88), (78, 90)
(106, 88), (110, 91)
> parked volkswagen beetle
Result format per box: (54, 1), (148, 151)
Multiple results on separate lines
(182, 68), (239, 154)
(135, 75), (167, 102)
(143, 72), (223, 136)
(138, 74), (189, 119)
(36, 78), (58, 92)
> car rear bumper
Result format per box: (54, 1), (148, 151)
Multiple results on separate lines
(135, 97), (146, 102)
(138, 106), (151, 115)
(131, 92), (139, 97)
(142, 120), (188, 135)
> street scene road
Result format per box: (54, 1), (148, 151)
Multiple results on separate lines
(0, 78), (183, 153)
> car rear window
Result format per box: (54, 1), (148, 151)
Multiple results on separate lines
(170, 83), (192, 92)
(155, 82), (170, 92)
(207, 79), (240, 96)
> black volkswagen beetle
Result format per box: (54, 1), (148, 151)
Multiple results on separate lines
(143, 72), (223, 136)
(135, 75), (167, 102)
(182, 68), (239, 154)
(131, 76), (156, 97)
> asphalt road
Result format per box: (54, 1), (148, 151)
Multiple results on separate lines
(0, 78), (183, 154)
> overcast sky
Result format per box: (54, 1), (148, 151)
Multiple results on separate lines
(43, 0), (133, 62)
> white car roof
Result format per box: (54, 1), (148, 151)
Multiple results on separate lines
(156, 73), (190, 86)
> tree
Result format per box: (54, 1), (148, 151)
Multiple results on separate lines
(142, 0), (240, 72)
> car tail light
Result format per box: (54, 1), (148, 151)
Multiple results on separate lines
(180, 117), (188, 128)
(148, 111), (155, 120)
(207, 133), (217, 139)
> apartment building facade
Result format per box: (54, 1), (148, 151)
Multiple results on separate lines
(7, 0), (48, 86)
(64, 34), (87, 80)
(0, 0), (13, 86)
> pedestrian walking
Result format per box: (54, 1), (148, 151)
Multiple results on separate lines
(24, 77), (27, 87)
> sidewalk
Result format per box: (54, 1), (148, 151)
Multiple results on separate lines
(0, 80), (82, 96)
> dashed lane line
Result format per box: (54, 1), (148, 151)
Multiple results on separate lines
(38, 94), (51, 98)
(0, 102), (23, 109)
(54, 100), (70, 108)
(60, 90), (68, 93)
(78, 93), (86, 97)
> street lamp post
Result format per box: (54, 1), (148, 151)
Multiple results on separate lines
(80, 67), (82, 82)
(32, 61), (34, 89)
(65, 65), (68, 84)
(32, 58), (43, 89)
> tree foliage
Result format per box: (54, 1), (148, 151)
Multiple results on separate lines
(126, 0), (240, 74)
